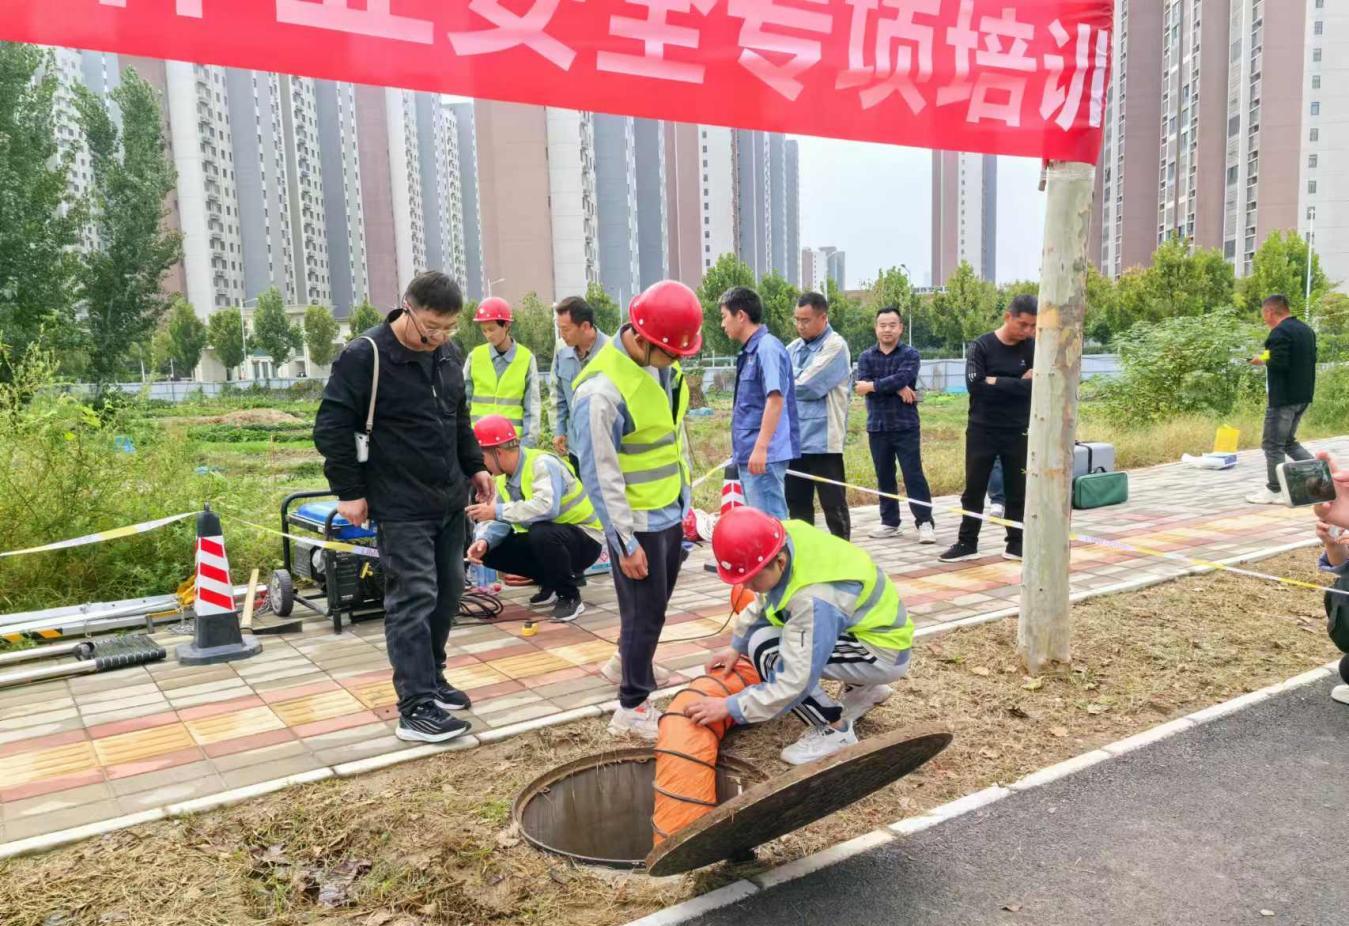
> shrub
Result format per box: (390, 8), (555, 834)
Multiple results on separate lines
(1098, 309), (1265, 426)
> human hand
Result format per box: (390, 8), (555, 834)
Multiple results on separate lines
(619, 545), (649, 580)
(337, 498), (368, 526)
(899, 386), (917, 405)
(854, 381), (875, 396)
(553, 435), (568, 455)
(684, 696), (731, 726)
(465, 501), (495, 522)
(748, 445), (768, 476)
(471, 470), (495, 505)
(985, 376), (997, 386)
(704, 646), (742, 677)
(466, 540), (488, 564)
(1312, 452), (1349, 530)
(1022, 369), (1035, 379)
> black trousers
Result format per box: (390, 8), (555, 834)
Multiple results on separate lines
(958, 426), (1027, 547)
(785, 453), (851, 539)
(611, 523), (683, 709)
(377, 512), (466, 714)
(480, 522), (601, 598)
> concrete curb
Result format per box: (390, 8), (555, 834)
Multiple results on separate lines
(0, 538), (1329, 864)
(613, 658), (1341, 926)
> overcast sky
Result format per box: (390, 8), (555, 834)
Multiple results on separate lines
(793, 134), (1047, 288)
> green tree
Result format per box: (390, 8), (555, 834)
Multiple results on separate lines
(157, 298), (207, 377)
(1237, 230), (1330, 319)
(585, 281), (622, 333)
(696, 253), (756, 357)
(824, 278), (869, 356)
(251, 287), (302, 367)
(207, 308), (246, 378)
(303, 304), (341, 367)
(510, 291), (556, 367)
(74, 70), (182, 386)
(931, 261), (999, 349)
(758, 273), (800, 342)
(347, 299), (383, 337)
(1083, 266), (1120, 346)
(858, 266), (919, 349)
(0, 45), (84, 372)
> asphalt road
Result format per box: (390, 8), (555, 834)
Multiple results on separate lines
(690, 678), (1349, 926)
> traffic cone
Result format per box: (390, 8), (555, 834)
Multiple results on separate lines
(720, 463), (745, 514)
(176, 504), (262, 666)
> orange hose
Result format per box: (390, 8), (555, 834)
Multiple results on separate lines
(651, 658), (761, 844)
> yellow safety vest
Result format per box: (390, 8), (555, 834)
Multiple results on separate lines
(469, 342), (533, 427)
(496, 448), (602, 534)
(765, 521), (914, 653)
(571, 339), (690, 511)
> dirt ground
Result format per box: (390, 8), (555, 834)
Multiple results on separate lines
(1, 550), (1340, 926)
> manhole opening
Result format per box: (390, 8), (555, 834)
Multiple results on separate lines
(513, 747), (759, 869)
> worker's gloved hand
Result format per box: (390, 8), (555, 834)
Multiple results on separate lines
(337, 498), (368, 527)
(684, 696), (731, 727)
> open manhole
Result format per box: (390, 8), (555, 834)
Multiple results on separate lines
(513, 747), (761, 869)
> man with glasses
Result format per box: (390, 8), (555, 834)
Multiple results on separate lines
(314, 272), (493, 744)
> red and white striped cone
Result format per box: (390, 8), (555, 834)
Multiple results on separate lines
(177, 504), (262, 666)
(720, 463), (745, 514)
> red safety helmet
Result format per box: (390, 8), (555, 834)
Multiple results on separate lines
(474, 297), (513, 324)
(473, 414), (518, 448)
(628, 280), (703, 357)
(711, 507), (787, 584)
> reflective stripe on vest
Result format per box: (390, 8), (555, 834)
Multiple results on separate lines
(469, 343), (533, 426)
(764, 520), (914, 653)
(572, 339), (690, 511)
(495, 448), (602, 534)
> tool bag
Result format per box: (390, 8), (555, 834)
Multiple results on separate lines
(1327, 573), (1349, 653)
(1071, 441), (1128, 510)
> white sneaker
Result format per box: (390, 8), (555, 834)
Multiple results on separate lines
(1332, 685), (1349, 705)
(988, 503), (1005, 520)
(840, 684), (893, 723)
(917, 523), (937, 545)
(598, 652), (671, 688)
(608, 702), (661, 741)
(868, 525), (901, 539)
(780, 721), (859, 765)
(1245, 487), (1284, 505)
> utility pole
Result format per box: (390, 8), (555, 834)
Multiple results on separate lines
(1018, 160), (1096, 674)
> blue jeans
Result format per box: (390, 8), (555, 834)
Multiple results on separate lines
(740, 460), (789, 519)
(987, 458), (1005, 506)
(867, 430), (933, 527)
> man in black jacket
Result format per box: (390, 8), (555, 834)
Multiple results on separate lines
(1247, 294), (1318, 504)
(939, 294), (1038, 563)
(314, 272), (494, 744)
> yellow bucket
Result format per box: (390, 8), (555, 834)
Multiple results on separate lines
(1214, 425), (1240, 453)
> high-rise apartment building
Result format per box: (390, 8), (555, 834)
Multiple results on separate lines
(314, 79), (369, 316)
(416, 95), (468, 288)
(594, 113), (642, 306)
(931, 151), (997, 284)
(449, 101), (486, 301)
(1301, 0), (1348, 285)
(802, 246), (846, 291)
(634, 119), (669, 290)
(735, 129), (772, 278)
(785, 140), (801, 287)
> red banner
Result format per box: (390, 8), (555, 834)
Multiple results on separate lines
(0, 0), (1112, 162)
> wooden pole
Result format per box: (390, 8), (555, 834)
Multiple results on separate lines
(1018, 160), (1096, 674)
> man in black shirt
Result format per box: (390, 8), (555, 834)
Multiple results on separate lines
(1247, 294), (1318, 504)
(939, 295), (1038, 563)
(314, 272), (494, 745)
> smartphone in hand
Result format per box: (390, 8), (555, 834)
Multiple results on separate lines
(1276, 459), (1337, 507)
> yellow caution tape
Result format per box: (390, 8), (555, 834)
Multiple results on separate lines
(218, 512), (380, 558)
(0, 512), (196, 559)
(786, 468), (1348, 599)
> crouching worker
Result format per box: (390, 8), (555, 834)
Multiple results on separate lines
(466, 415), (603, 622)
(686, 507), (913, 765)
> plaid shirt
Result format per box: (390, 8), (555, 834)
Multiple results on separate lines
(856, 343), (921, 432)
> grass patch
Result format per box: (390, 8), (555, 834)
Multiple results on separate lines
(1, 550), (1337, 926)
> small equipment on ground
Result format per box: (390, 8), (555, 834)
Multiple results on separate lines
(270, 490), (385, 634)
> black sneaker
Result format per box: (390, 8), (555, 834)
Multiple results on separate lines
(938, 541), (981, 563)
(571, 573), (588, 587)
(433, 682), (472, 712)
(528, 587), (557, 607)
(396, 702), (471, 743)
(1002, 540), (1023, 561)
(551, 596), (585, 623)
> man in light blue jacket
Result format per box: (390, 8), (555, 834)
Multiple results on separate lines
(785, 292), (852, 539)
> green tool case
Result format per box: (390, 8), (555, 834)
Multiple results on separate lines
(1071, 442), (1128, 510)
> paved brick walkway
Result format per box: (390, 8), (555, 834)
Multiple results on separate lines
(1, 438), (1343, 848)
